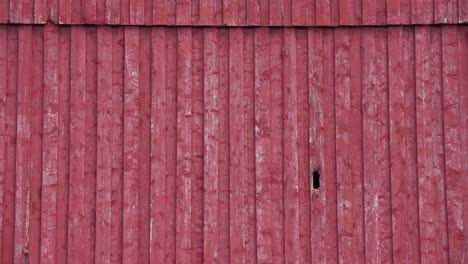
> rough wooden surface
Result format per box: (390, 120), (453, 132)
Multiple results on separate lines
(0, 25), (466, 263)
(1, 0), (466, 25)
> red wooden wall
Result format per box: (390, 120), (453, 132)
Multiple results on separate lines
(1, 0), (467, 25)
(0, 25), (467, 263)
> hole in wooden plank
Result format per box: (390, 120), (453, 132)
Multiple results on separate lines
(312, 169), (320, 190)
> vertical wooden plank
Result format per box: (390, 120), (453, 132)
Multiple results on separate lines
(149, 27), (167, 264)
(83, 27), (98, 264)
(0, 0), (8, 22)
(434, 0), (458, 23)
(362, 28), (393, 264)
(95, 26), (112, 264)
(335, 27), (365, 264)
(176, 27), (192, 264)
(129, 0), (144, 24)
(167, 0), (176, 24)
(0, 25), (6, 262)
(460, 0), (468, 22)
(110, 26), (124, 264)
(229, 27), (241, 264)
(105, 0), (120, 24)
(415, 26), (449, 264)
(9, 0), (22, 22)
(59, 0), (71, 23)
(362, 0), (387, 24)
(316, 0), (339, 25)
(34, 0), (47, 22)
(70, 0), (82, 23)
(282, 28), (301, 264)
(83, 0), (97, 23)
(123, 26), (140, 264)
(223, 0), (239, 25)
(138, 27), (151, 263)
(411, 0), (433, 23)
(97, 0), (105, 24)
(246, 0), (260, 25)
(339, 0), (353, 24)
(49, 0), (59, 22)
(22, 0), (33, 22)
(269, 0), (283, 25)
(148, 27), (177, 264)
(200, 0), (222, 24)
(260, 0), (269, 24)
(165, 29), (177, 264)
(14, 25), (32, 264)
(121, 0), (129, 24)
(387, 0), (411, 24)
(244, 28), (257, 264)
(138, 27), (151, 264)
(29, 26), (44, 264)
(254, 27), (272, 264)
(308, 43), (327, 264)
(218, 28), (231, 264)
(296, 29), (311, 264)
(308, 28), (338, 264)
(292, 0), (307, 25)
(388, 26), (420, 264)
(441, 26), (466, 264)
(1, 27), (17, 264)
(144, 0), (152, 24)
(176, 0), (191, 24)
(203, 27), (220, 263)
(283, 0), (292, 25)
(55, 27), (70, 264)
(339, 0), (362, 24)
(229, 28), (256, 264)
(190, 28), (204, 264)
(191, 0), (200, 24)
(152, 0), (167, 24)
(67, 26), (86, 264)
(306, 0), (316, 25)
(269, 28), (284, 264)
(458, 26), (468, 261)
(40, 24), (58, 264)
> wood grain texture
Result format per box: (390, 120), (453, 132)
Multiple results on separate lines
(14, 25), (32, 264)
(40, 25), (58, 264)
(29, 26), (44, 264)
(203, 27), (219, 263)
(176, 27), (192, 264)
(282, 28), (301, 264)
(254, 27), (272, 264)
(67, 26), (86, 264)
(3, 0), (468, 25)
(388, 26), (420, 264)
(308, 28), (338, 264)
(441, 26), (466, 264)
(335, 27), (365, 264)
(123, 26), (139, 264)
(361, 27), (392, 264)
(0, 25), (465, 263)
(415, 26), (449, 263)
(95, 26), (113, 264)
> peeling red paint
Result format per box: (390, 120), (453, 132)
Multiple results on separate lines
(0, 22), (467, 264)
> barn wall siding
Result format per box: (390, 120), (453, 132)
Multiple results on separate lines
(0, 25), (466, 264)
(1, 0), (467, 25)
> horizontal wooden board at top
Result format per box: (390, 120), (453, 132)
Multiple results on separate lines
(1, 0), (467, 25)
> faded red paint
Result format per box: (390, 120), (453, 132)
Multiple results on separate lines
(1, 0), (467, 25)
(0, 25), (467, 264)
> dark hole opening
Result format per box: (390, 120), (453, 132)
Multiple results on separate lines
(312, 170), (320, 190)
